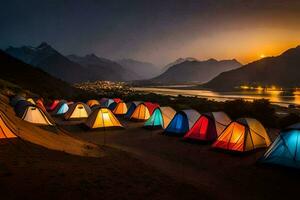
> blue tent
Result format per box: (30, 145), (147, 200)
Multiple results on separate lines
(261, 123), (300, 168)
(14, 100), (34, 117)
(108, 102), (117, 111)
(56, 103), (69, 115)
(10, 95), (26, 107)
(125, 101), (141, 118)
(164, 109), (200, 136)
(101, 99), (114, 108)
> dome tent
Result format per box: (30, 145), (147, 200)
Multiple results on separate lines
(184, 112), (231, 142)
(0, 111), (18, 139)
(86, 100), (100, 108)
(144, 107), (176, 129)
(52, 100), (69, 115)
(212, 118), (271, 152)
(261, 123), (300, 168)
(165, 109), (200, 136)
(10, 95), (26, 107)
(125, 101), (141, 118)
(85, 108), (122, 129)
(64, 102), (91, 120)
(113, 102), (128, 115)
(130, 102), (159, 121)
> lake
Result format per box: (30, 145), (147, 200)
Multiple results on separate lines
(133, 87), (300, 107)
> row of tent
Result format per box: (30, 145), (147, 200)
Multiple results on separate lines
(7, 96), (300, 169)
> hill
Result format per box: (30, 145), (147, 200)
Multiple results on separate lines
(0, 50), (79, 98)
(203, 45), (300, 90)
(148, 58), (241, 84)
(116, 58), (161, 80)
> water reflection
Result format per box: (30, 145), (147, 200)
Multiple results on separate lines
(133, 87), (300, 107)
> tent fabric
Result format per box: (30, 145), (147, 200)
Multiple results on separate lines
(113, 102), (128, 115)
(85, 108), (123, 129)
(108, 102), (117, 111)
(87, 100), (100, 108)
(36, 99), (46, 112)
(101, 99), (115, 107)
(53, 101), (69, 115)
(184, 112), (231, 141)
(100, 98), (108, 104)
(165, 109), (200, 136)
(125, 101), (141, 118)
(27, 98), (36, 105)
(144, 102), (160, 115)
(10, 95), (26, 107)
(144, 107), (176, 129)
(22, 106), (54, 126)
(212, 118), (271, 152)
(113, 98), (122, 103)
(64, 102), (91, 120)
(0, 111), (17, 139)
(261, 124), (300, 168)
(48, 100), (60, 111)
(14, 100), (34, 118)
(130, 103), (151, 121)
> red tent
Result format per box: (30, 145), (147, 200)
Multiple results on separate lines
(184, 112), (231, 142)
(36, 99), (47, 112)
(144, 102), (160, 115)
(48, 100), (60, 111)
(113, 98), (122, 103)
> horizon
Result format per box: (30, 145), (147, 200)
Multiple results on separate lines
(1, 0), (300, 66)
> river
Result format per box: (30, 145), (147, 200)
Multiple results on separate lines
(133, 87), (300, 107)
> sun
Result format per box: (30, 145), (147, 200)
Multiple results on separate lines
(260, 54), (266, 58)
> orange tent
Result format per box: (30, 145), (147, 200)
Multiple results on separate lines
(212, 118), (271, 152)
(0, 111), (17, 139)
(87, 100), (100, 108)
(113, 102), (128, 115)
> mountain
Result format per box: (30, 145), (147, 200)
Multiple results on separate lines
(5, 43), (133, 83)
(203, 46), (300, 90)
(116, 59), (160, 80)
(148, 58), (242, 84)
(68, 54), (136, 81)
(162, 57), (198, 73)
(0, 50), (79, 98)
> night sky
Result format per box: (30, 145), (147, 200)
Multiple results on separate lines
(1, 0), (300, 66)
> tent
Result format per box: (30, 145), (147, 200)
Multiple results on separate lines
(184, 112), (231, 142)
(100, 98), (108, 104)
(212, 118), (271, 152)
(36, 99), (47, 112)
(165, 109), (200, 136)
(64, 102), (91, 120)
(48, 100), (60, 111)
(113, 102), (128, 115)
(14, 100), (34, 117)
(53, 101), (69, 115)
(0, 111), (17, 139)
(144, 102), (160, 115)
(21, 105), (54, 125)
(261, 123), (300, 168)
(125, 101), (141, 118)
(101, 98), (115, 107)
(27, 98), (36, 105)
(144, 107), (176, 129)
(113, 98), (122, 103)
(108, 102), (117, 111)
(130, 103), (150, 121)
(87, 100), (100, 108)
(10, 95), (26, 107)
(85, 108), (123, 129)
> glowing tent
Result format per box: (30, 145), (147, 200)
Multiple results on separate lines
(144, 107), (176, 129)
(53, 101), (69, 115)
(261, 123), (300, 168)
(184, 112), (231, 142)
(130, 103), (150, 121)
(212, 118), (271, 152)
(85, 108), (122, 129)
(21, 106), (54, 125)
(27, 98), (36, 105)
(48, 100), (60, 111)
(165, 109), (200, 136)
(125, 101), (141, 118)
(144, 102), (160, 115)
(113, 102), (128, 115)
(64, 102), (91, 120)
(113, 98), (122, 103)
(101, 98), (115, 107)
(87, 100), (100, 108)
(0, 111), (17, 139)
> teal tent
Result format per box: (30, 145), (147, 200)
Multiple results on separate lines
(261, 123), (300, 168)
(144, 107), (176, 129)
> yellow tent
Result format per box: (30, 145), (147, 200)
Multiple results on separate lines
(130, 103), (150, 121)
(212, 118), (271, 152)
(85, 108), (122, 129)
(86, 100), (100, 108)
(22, 106), (54, 126)
(0, 111), (17, 139)
(113, 102), (128, 115)
(64, 102), (91, 120)
(27, 98), (36, 105)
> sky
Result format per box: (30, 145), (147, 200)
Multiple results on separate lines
(1, 0), (300, 66)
